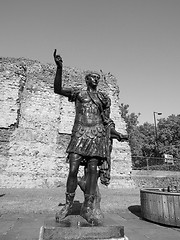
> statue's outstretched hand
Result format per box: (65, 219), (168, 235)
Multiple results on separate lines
(53, 49), (63, 68)
(111, 129), (129, 142)
(118, 133), (129, 142)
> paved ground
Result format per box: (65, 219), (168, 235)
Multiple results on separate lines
(0, 187), (180, 240)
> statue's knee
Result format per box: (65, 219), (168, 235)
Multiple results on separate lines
(69, 167), (78, 178)
(68, 154), (81, 178)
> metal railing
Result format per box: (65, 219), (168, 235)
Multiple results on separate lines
(132, 156), (180, 171)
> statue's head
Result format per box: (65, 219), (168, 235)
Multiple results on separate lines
(85, 71), (100, 88)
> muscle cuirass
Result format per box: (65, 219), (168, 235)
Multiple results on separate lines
(74, 92), (103, 127)
(67, 90), (108, 160)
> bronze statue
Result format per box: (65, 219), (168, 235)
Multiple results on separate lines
(53, 49), (128, 224)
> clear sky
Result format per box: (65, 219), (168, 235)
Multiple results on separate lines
(1, 0), (180, 124)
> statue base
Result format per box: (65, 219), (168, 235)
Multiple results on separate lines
(39, 214), (127, 240)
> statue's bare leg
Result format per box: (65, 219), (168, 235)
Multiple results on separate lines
(56, 153), (82, 222)
(78, 166), (104, 222)
(80, 158), (102, 224)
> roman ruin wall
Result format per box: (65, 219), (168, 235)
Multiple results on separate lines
(0, 57), (133, 188)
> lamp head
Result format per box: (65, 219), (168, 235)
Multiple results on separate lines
(154, 111), (162, 115)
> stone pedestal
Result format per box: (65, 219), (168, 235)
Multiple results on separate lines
(39, 215), (127, 240)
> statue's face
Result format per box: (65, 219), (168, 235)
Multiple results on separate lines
(86, 74), (100, 87)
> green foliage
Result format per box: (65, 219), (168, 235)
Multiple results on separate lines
(120, 103), (142, 156)
(158, 115), (180, 158)
(137, 123), (156, 157)
(120, 104), (180, 164)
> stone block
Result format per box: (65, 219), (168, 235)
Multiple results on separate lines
(39, 215), (125, 240)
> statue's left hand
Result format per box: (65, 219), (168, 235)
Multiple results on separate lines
(119, 133), (129, 142)
(114, 133), (129, 142)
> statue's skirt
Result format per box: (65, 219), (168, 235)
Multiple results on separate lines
(66, 123), (108, 161)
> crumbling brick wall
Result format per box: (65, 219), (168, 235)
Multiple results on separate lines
(0, 57), (132, 188)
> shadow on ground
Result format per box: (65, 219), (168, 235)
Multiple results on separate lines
(128, 205), (142, 218)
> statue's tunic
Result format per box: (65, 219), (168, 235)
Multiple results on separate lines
(66, 88), (115, 185)
(66, 89), (111, 162)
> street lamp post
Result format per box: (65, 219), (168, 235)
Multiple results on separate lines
(153, 111), (162, 151)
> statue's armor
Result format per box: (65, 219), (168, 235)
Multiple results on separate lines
(75, 99), (102, 126)
(66, 90), (109, 161)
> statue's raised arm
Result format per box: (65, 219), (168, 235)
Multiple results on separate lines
(53, 49), (72, 97)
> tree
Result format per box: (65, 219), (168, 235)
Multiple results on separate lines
(158, 115), (180, 158)
(120, 103), (142, 156)
(137, 122), (156, 157)
(120, 104), (180, 170)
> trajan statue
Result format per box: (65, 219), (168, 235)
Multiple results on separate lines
(53, 49), (128, 224)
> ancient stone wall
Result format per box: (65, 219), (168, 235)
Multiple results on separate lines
(0, 57), (133, 188)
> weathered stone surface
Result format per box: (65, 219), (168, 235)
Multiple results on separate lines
(0, 57), (132, 188)
(40, 215), (125, 240)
